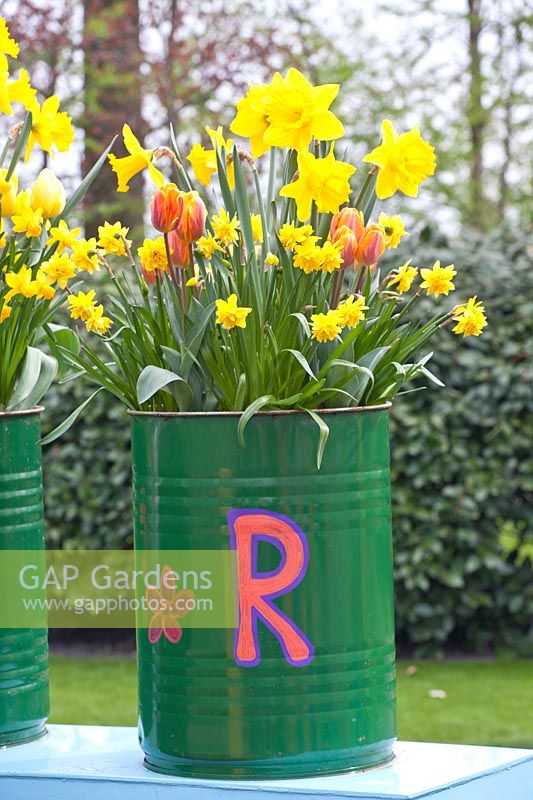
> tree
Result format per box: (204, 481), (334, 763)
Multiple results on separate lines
(333, 0), (532, 229)
(82, 0), (144, 234)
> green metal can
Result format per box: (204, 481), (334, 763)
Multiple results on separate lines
(131, 406), (396, 779)
(0, 409), (49, 746)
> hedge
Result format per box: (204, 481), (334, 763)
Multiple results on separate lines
(41, 225), (532, 654)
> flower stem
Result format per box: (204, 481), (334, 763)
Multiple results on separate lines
(331, 269), (344, 309)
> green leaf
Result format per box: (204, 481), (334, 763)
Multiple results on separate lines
(161, 346), (182, 374)
(237, 394), (273, 448)
(136, 365), (188, 406)
(233, 146), (256, 259)
(234, 373), (247, 411)
(40, 388), (104, 446)
(7, 347), (58, 411)
(290, 312), (311, 338)
(299, 407), (330, 470)
(6, 112), (32, 179)
(46, 324), (80, 355)
(281, 349), (317, 381)
(45, 324), (80, 377)
(419, 365), (445, 387)
(169, 381), (194, 412)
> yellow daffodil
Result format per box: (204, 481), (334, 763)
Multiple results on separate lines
(231, 69), (344, 156)
(47, 219), (81, 253)
(264, 69), (344, 152)
(280, 149), (355, 222)
(25, 95), (74, 161)
(4, 264), (37, 301)
(251, 213), (263, 244)
(278, 222), (313, 251)
(335, 295), (368, 328)
(211, 208), (240, 246)
(215, 294), (252, 330)
(452, 296), (487, 337)
(72, 238), (100, 274)
(68, 289), (97, 321)
(388, 259), (418, 293)
(0, 302), (12, 323)
(97, 221), (131, 256)
(185, 264), (203, 288)
(137, 237), (168, 273)
(318, 240), (343, 273)
(420, 260), (456, 297)
(363, 119), (436, 200)
(40, 253), (76, 289)
(187, 126), (235, 190)
(34, 269), (56, 300)
(11, 190), (43, 237)
(378, 212), (406, 249)
(293, 236), (322, 273)
(85, 304), (113, 334)
(310, 310), (342, 342)
(30, 168), (66, 218)
(0, 169), (18, 217)
(265, 252), (279, 267)
(196, 232), (224, 259)
(109, 125), (165, 193)
(187, 144), (213, 185)
(0, 19), (19, 73)
(0, 18), (18, 55)
(229, 82), (272, 158)
(0, 68), (36, 115)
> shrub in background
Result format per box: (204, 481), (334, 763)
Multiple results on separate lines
(387, 224), (532, 655)
(42, 225), (532, 653)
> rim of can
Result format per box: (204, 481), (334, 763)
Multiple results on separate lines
(0, 406), (45, 418)
(128, 403), (392, 419)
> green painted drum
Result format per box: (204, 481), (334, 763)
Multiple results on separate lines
(0, 409), (49, 746)
(131, 407), (396, 779)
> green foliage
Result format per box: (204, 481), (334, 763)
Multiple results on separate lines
(43, 383), (132, 549)
(387, 224), (532, 655)
(42, 225), (532, 651)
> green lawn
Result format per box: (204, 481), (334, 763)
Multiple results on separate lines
(49, 656), (533, 748)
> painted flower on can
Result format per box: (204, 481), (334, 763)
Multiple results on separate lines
(146, 566), (196, 645)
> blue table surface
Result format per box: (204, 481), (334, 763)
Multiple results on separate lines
(0, 725), (532, 799)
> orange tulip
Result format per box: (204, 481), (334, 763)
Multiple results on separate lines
(329, 207), (365, 242)
(168, 230), (190, 268)
(150, 183), (183, 233)
(355, 224), (386, 268)
(174, 191), (207, 244)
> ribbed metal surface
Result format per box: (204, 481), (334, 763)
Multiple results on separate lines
(132, 409), (396, 778)
(0, 411), (49, 746)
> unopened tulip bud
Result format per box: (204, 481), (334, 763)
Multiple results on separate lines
(168, 229), (190, 268)
(0, 170), (18, 218)
(355, 224), (386, 268)
(174, 191), (207, 244)
(150, 183), (183, 233)
(30, 169), (66, 218)
(329, 207), (365, 242)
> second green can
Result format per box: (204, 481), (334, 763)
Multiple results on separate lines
(131, 406), (396, 779)
(0, 409), (49, 747)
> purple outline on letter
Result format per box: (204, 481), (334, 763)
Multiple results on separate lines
(227, 508), (315, 669)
